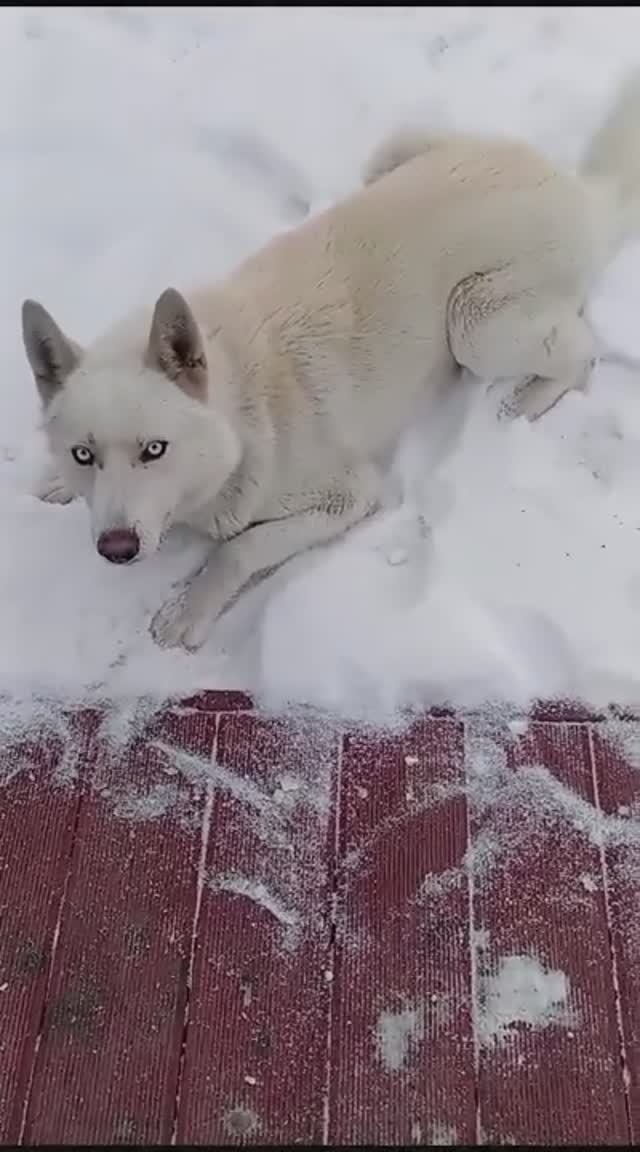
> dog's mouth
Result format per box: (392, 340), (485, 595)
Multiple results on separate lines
(100, 551), (141, 566)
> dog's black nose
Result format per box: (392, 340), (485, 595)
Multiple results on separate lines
(97, 528), (140, 564)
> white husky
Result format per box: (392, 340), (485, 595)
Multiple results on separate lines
(21, 70), (640, 651)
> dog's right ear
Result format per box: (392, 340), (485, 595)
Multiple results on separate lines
(22, 300), (83, 407)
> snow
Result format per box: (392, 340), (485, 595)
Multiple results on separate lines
(4, 6), (640, 721)
(375, 1004), (424, 1073)
(477, 953), (575, 1047)
(211, 874), (301, 948)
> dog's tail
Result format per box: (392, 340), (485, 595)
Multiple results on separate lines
(362, 128), (445, 186)
(581, 66), (640, 252)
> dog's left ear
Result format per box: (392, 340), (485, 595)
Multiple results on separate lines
(146, 288), (208, 401)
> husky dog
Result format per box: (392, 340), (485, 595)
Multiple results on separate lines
(22, 70), (640, 650)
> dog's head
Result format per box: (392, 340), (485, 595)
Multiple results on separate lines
(22, 288), (241, 563)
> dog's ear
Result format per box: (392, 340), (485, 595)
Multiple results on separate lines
(22, 300), (83, 407)
(146, 288), (208, 401)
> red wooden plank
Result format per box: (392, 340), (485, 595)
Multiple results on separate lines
(467, 718), (629, 1145)
(0, 716), (84, 1144)
(328, 718), (474, 1146)
(528, 700), (604, 723)
(591, 720), (640, 1138)
(23, 707), (215, 1145)
(180, 691), (254, 713)
(177, 712), (337, 1146)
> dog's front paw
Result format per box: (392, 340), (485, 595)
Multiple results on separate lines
(34, 466), (75, 505)
(150, 579), (218, 652)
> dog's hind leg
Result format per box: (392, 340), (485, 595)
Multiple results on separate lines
(448, 272), (596, 421)
(151, 470), (381, 651)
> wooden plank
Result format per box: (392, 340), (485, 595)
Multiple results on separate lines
(467, 717), (629, 1145)
(0, 717), (84, 1144)
(22, 707), (215, 1145)
(328, 718), (475, 1146)
(180, 690), (253, 713)
(177, 711), (337, 1146)
(591, 720), (640, 1139)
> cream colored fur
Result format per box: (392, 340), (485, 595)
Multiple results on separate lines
(22, 68), (640, 650)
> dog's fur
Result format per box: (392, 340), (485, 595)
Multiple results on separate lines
(21, 69), (640, 650)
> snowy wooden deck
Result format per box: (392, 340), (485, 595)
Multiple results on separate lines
(0, 692), (637, 1145)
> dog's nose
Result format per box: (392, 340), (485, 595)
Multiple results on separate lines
(97, 528), (140, 564)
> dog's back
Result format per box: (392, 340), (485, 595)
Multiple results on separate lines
(220, 132), (604, 412)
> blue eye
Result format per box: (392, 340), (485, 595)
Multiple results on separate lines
(140, 439), (168, 463)
(71, 445), (94, 466)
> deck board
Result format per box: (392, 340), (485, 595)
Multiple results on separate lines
(591, 722), (640, 1140)
(467, 718), (629, 1145)
(0, 719), (85, 1144)
(176, 711), (338, 1146)
(21, 709), (214, 1145)
(327, 718), (475, 1146)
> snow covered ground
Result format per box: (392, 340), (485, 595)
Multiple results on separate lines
(4, 5), (640, 722)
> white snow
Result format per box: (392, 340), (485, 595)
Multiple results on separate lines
(5, 7), (640, 720)
(211, 873), (301, 949)
(478, 953), (575, 1047)
(375, 1004), (424, 1072)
